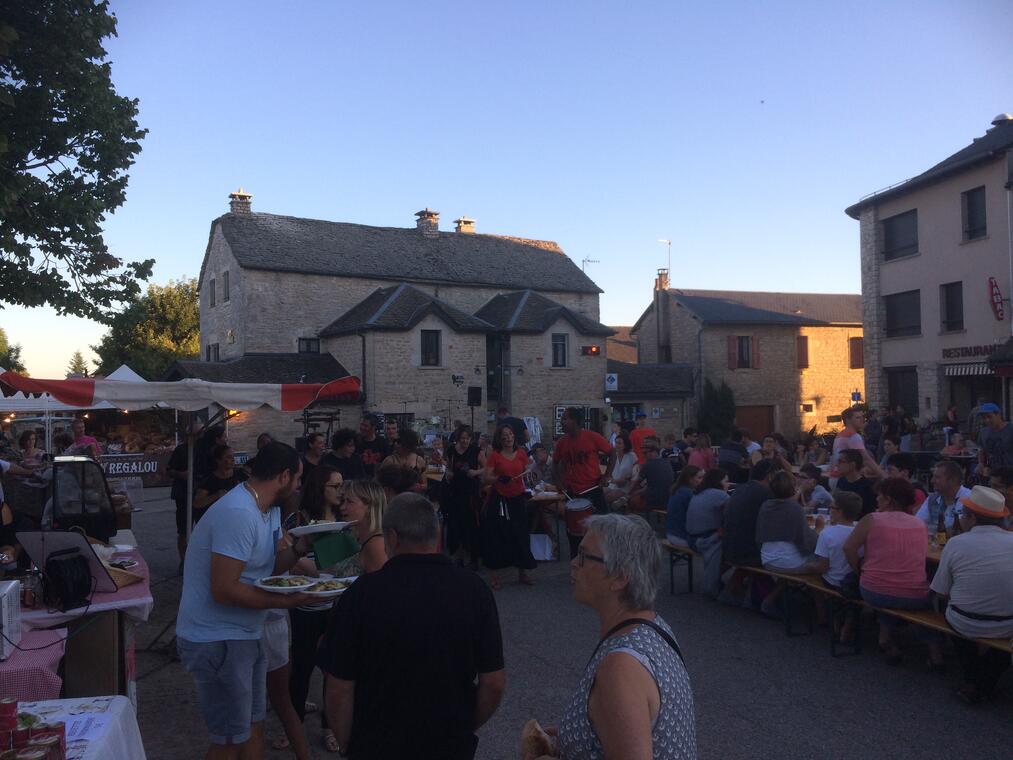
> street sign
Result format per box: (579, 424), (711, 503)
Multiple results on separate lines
(605, 373), (618, 391)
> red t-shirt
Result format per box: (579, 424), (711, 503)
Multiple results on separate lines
(554, 430), (612, 494)
(488, 449), (528, 498)
(630, 427), (658, 464)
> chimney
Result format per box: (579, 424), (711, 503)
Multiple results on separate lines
(229, 187), (252, 214)
(415, 208), (440, 238)
(654, 268), (670, 291)
(454, 216), (476, 234)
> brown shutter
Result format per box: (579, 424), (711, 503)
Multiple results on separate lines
(727, 335), (737, 369)
(797, 335), (809, 369)
(849, 337), (864, 369)
(751, 336), (760, 369)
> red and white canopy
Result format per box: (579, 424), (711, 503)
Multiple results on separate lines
(0, 371), (361, 412)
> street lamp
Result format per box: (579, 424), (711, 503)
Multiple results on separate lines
(658, 238), (671, 271)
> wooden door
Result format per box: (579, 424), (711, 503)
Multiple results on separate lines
(735, 405), (776, 438)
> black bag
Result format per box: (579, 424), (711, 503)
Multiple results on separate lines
(43, 548), (93, 612)
(839, 571), (861, 599)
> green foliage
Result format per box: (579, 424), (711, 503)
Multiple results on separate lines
(0, 327), (26, 373)
(66, 350), (89, 377)
(92, 279), (200, 379)
(698, 379), (736, 444)
(0, 1), (153, 322)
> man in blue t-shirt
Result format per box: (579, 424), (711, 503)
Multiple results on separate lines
(176, 442), (314, 757)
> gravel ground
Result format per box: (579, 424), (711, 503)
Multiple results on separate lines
(131, 488), (1013, 759)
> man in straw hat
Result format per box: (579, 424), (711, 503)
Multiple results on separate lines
(930, 485), (1013, 704)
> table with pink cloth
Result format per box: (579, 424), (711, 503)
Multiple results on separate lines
(21, 547), (153, 705)
(0, 628), (68, 700)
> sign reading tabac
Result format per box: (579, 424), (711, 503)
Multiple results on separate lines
(941, 344), (998, 359)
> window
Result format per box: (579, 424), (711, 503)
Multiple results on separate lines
(801, 403), (814, 413)
(887, 366), (919, 416)
(940, 281), (964, 332)
(212, 343), (220, 361)
(881, 209), (918, 261)
(223, 271), (230, 302)
(962, 186), (986, 240)
(551, 333), (568, 368)
(420, 330), (441, 366)
(849, 337), (864, 369)
(298, 338), (320, 354)
(209, 278), (216, 307)
(884, 290), (921, 337)
(797, 335), (809, 369)
(205, 344), (211, 361)
(727, 335), (759, 369)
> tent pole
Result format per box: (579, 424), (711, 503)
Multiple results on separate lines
(186, 411), (194, 544)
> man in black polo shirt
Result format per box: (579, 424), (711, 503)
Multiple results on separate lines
(835, 448), (877, 516)
(318, 493), (505, 759)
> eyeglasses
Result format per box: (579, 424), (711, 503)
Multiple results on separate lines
(577, 547), (605, 568)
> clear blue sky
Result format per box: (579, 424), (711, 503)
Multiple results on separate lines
(5, 0), (1013, 377)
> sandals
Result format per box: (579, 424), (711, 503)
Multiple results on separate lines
(323, 729), (339, 753)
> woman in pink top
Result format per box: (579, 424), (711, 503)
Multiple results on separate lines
(687, 433), (715, 471)
(844, 477), (943, 668)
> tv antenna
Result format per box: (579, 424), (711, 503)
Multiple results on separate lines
(581, 257), (600, 272)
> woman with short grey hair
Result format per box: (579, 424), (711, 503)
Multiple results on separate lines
(524, 514), (697, 760)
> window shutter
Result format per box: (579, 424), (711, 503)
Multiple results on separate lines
(751, 336), (760, 369)
(797, 335), (809, 369)
(849, 337), (864, 369)
(727, 336), (737, 370)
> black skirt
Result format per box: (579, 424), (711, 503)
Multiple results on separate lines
(480, 493), (536, 571)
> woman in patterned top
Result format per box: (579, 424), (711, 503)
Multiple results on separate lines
(525, 514), (697, 760)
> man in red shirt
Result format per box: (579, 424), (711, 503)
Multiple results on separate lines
(552, 408), (613, 558)
(628, 412), (657, 465)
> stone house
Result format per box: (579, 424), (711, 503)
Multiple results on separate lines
(632, 270), (864, 438)
(183, 191), (611, 450)
(845, 113), (1013, 423)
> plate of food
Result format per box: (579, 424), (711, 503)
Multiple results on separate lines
(303, 576), (358, 598)
(288, 520), (354, 538)
(256, 575), (315, 593)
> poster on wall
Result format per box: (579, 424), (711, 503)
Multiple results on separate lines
(100, 452), (172, 488)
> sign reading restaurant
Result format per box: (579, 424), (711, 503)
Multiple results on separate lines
(941, 344), (998, 359)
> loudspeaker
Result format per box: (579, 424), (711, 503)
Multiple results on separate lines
(467, 386), (482, 407)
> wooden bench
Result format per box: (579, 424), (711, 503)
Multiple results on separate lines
(660, 540), (697, 595)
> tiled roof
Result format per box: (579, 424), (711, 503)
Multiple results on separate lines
(606, 359), (694, 398)
(846, 116), (1013, 218)
(164, 353), (350, 385)
(607, 326), (637, 363)
(319, 283), (494, 336)
(475, 290), (614, 336)
(633, 289), (862, 331)
(210, 212), (602, 294)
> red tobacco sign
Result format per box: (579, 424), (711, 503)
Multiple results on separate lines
(989, 277), (1005, 321)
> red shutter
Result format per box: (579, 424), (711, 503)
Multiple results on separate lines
(797, 335), (809, 369)
(849, 337), (864, 369)
(751, 336), (760, 369)
(727, 336), (737, 369)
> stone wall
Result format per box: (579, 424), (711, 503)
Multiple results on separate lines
(859, 206), (886, 412)
(199, 227), (245, 360)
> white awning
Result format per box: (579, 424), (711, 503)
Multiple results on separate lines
(944, 363), (992, 377)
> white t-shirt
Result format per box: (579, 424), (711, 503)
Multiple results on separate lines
(607, 452), (638, 493)
(930, 526), (1013, 639)
(806, 485), (834, 510)
(914, 486), (971, 532)
(761, 541), (807, 570)
(745, 441), (761, 455)
(814, 524), (856, 587)
(831, 431), (864, 468)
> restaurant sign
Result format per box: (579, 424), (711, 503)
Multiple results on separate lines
(941, 344), (998, 359)
(100, 452), (172, 488)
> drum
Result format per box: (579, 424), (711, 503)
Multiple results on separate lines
(565, 498), (594, 536)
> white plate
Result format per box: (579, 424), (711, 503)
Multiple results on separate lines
(255, 575), (315, 593)
(288, 521), (354, 537)
(302, 575), (358, 598)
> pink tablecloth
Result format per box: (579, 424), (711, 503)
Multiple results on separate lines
(0, 627), (67, 700)
(22, 548), (154, 630)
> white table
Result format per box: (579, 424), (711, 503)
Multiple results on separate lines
(19, 695), (146, 759)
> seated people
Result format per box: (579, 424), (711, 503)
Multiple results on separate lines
(320, 428), (366, 481)
(628, 437), (673, 512)
(940, 432), (970, 457)
(807, 490), (863, 589)
(755, 471), (818, 573)
(685, 468), (730, 597)
(930, 486), (1013, 704)
(753, 434), (792, 471)
(914, 460), (971, 537)
(834, 449), (877, 517)
(843, 477), (943, 667)
(717, 429), (749, 483)
(884, 452), (927, 508)
(603, 432), (638, 507)
(797, 463), (833, 511)
(382, 430), (427, 477)
(524, 443), (554, 486)
(665, 465), (702, 548)
(721, 460), (775, 567)
(879, 435), (900, 469)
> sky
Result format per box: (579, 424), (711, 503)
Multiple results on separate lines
(5, 0), (1013, 377)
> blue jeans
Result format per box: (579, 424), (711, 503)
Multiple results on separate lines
(860, 587), (939, 640)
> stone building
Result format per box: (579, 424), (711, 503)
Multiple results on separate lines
(632, 271), (864, 438)
(183, 191), (611, 450)
(845, 113), (1013, 423)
